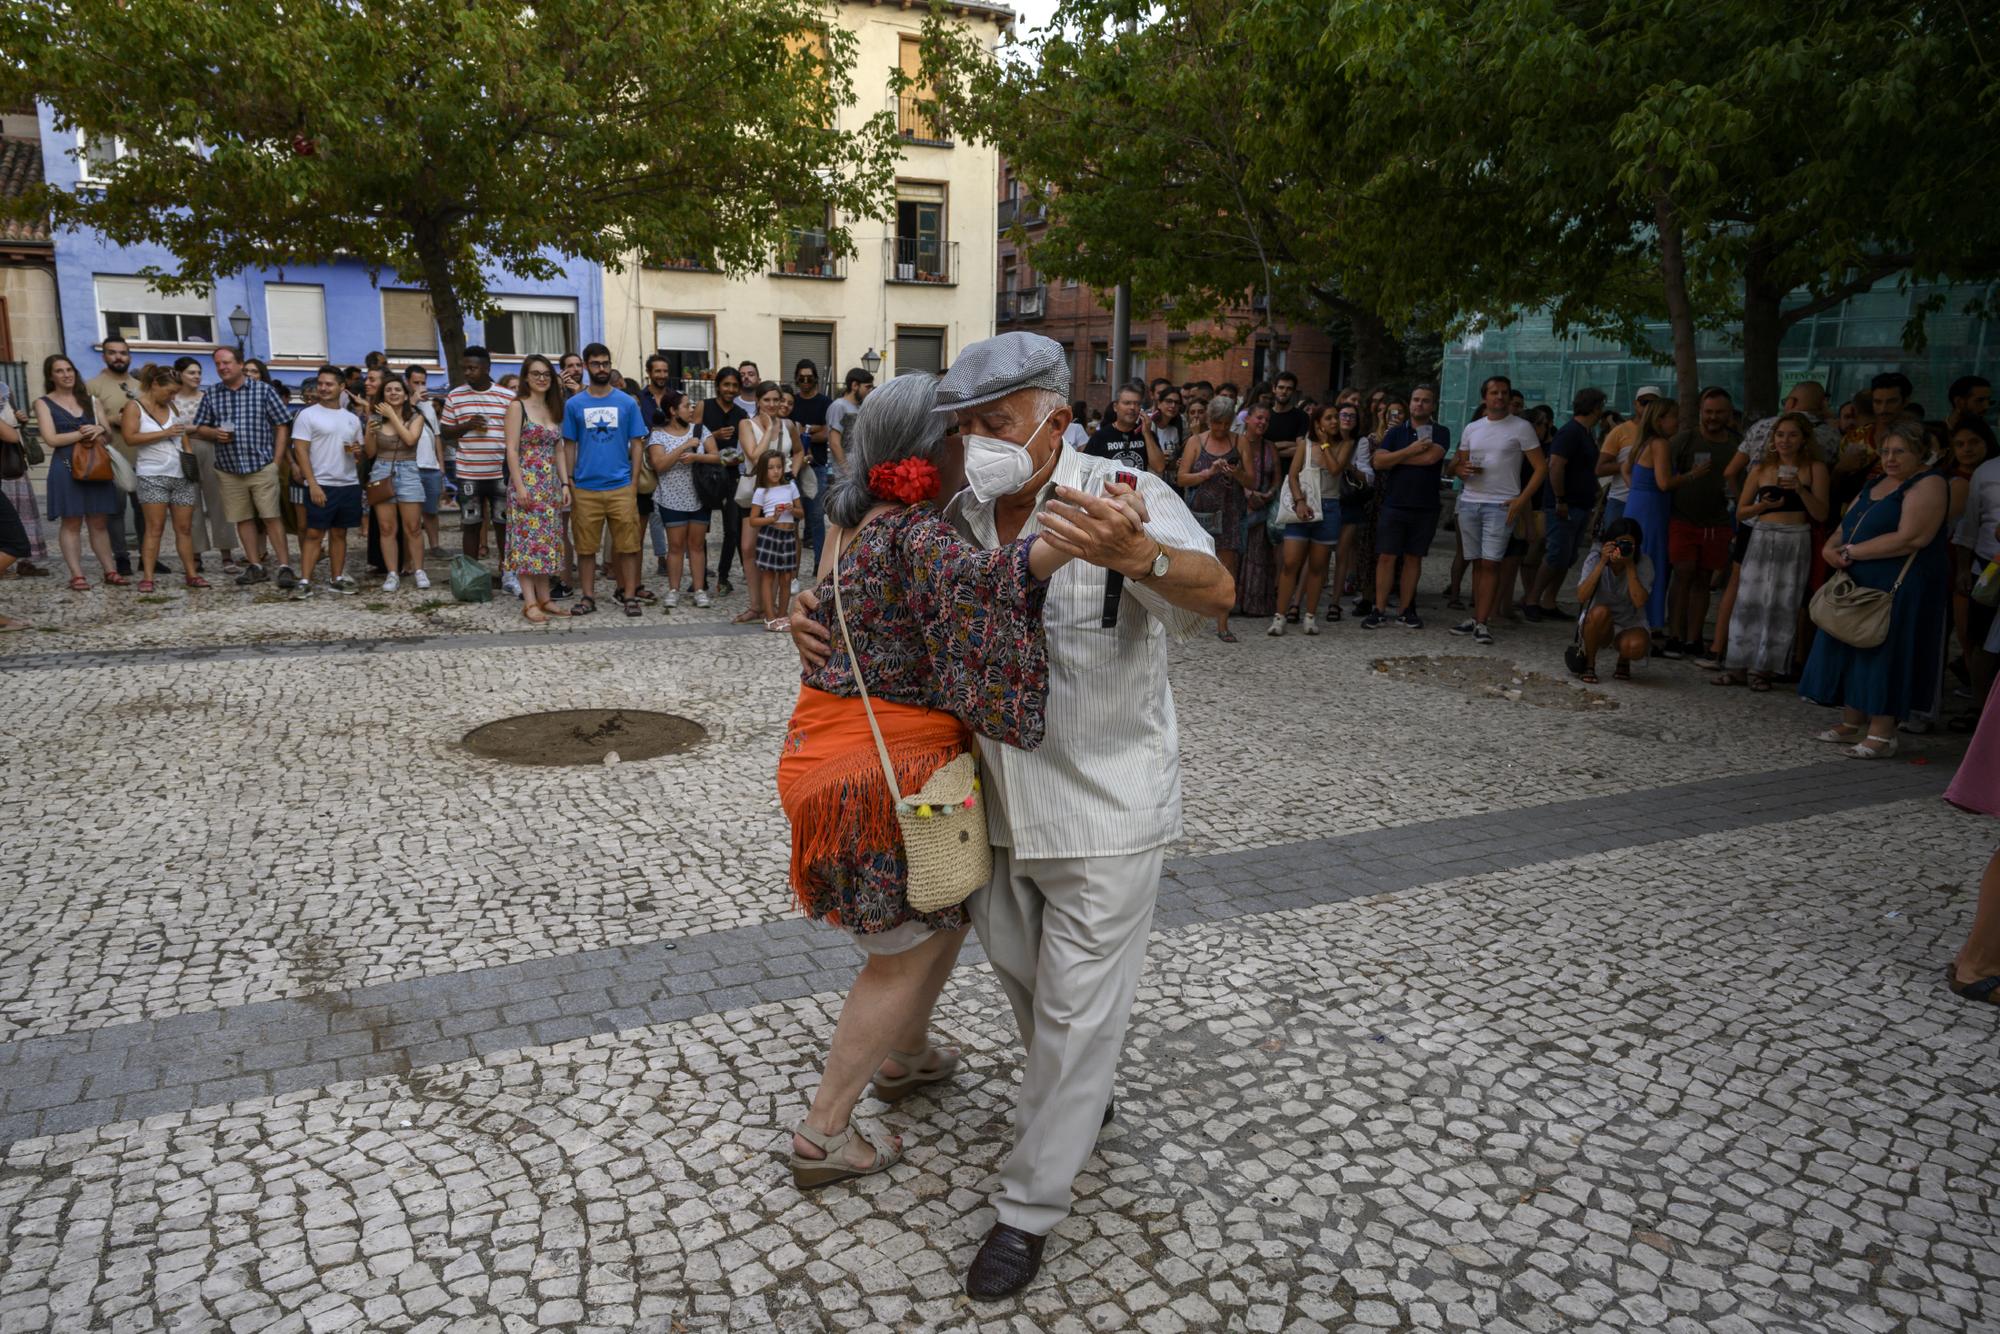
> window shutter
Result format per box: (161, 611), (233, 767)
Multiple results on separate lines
(654, 317), (711, 358)
(264, 284), (326, 359)
(895, 328), (944, 376)
(94, 276), (212, 318)
(381, 290), (437, 359)
(779, 324), (834, 382)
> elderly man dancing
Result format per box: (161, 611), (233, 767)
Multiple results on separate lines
(791, 332), (1234, 1298)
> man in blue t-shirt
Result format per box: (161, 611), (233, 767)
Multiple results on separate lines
(1528, 387), (1607, 619)
(1364, 383), (1450, 630)
(563, 343), (646, 614)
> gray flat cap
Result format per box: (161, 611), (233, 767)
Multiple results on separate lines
(933, 331), (1070, 413)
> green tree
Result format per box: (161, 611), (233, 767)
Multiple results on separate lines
(925, 0), (1455, 387)
(0, 0), (900, 376)
(1326, 0), (2000, 415)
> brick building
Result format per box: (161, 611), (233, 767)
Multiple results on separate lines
(993, 160), (1339, 415)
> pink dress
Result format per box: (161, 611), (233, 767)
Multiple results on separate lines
(1946, 686), (2000, 818)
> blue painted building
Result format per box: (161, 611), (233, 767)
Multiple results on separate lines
(37, 106), (604, 391)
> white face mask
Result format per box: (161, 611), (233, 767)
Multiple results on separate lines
(961, 407), (1057, 504)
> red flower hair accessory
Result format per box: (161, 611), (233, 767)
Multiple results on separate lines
(867, 457), (942, 505)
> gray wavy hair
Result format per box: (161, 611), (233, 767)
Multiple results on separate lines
(824, 372), (949, 528)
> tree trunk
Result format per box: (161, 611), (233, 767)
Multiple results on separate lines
(1740, 243), (1783, 420)
(1651, 181), (1700, 411)
(412, 222), (470, 385)
(1342, 305), (1396, 392)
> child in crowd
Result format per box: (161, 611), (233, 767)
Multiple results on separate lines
(748, 448), (801, 631)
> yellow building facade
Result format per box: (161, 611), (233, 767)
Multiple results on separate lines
(602, 1), (1011, 387)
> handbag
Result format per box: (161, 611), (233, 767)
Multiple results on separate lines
(733, 473), (756, 508)
(829, 529), (993, 913)
(797, 457), (820, 499)
(179, 449), (200, 483)
(70, 435), (114, 484)
(1809, 557), (1915, 648)
(365, 471), (396, 506)
(0, 437), (24, 481)
(1973, 559), (2000, 609)
(692, 460), (733, 510)
(106, 442), (137, 494)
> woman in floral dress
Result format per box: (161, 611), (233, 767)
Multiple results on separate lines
(503, 354), (571, 623)
(776, 371), (1072, 1189)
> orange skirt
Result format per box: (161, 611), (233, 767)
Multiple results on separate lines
(776, 685), (972, 923)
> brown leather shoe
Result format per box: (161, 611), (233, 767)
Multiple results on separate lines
(965, 1221), (1046, 1301)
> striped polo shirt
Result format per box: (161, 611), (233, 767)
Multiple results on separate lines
(442, 382), (515, 481)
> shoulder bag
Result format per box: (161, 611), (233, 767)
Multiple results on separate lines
(0, 436), (24, 482)
(1809, 555), (1916, 648)
(828, 528), (993, 914)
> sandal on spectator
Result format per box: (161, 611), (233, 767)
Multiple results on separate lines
(1816, 724), (1862, 743)
(1711, 671), (1742, 686)
(1613, 660), (1633, 681)
(67, 576), (89, 591)
(1945, 966), (2000, 1006)
(1844, 735), (1897, 759)
(541, 601), (571, 618)
(1747, 674), (1772, 692)
(522, 604), (549, 624)
(623, 597), (642, 617)
(571, 595), (597, 616)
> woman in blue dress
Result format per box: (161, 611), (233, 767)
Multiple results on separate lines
(31, 353), (124, 589)
(1798, 419), (1949, 759)
(1620, 396), (1712, 635)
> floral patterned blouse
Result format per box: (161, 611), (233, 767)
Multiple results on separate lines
(794, 504), (1052, 935)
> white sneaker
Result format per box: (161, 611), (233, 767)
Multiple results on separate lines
(694, 588), (711, 609)
(1303, 613), (1319, 636)
(413, 569), (431, 591)
(1266, 614), (1285, 637)
(381, 572), (400, 593)
(665, 588), (680, 608)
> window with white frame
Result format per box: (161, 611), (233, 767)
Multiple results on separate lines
(264, 284), (327, 360)
(96, 275), (215, 346)
(76, 132), (126, 185)
(482, 296), (577, 358)
(652, 315), (713, 383)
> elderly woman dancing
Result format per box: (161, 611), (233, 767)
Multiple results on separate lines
(776, 372), (1075, 1188)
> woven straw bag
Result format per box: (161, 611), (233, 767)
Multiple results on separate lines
(830, 530), (993, 913)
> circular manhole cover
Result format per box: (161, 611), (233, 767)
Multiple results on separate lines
(462, 709), (707, 766)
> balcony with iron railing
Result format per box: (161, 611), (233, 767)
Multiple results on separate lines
(893, 92), (952, 147)
(996, 286), (1046, 323)
(996, 197), (1045, 231)
(770, 229), (846, 280)
(884, 237), (958, 286)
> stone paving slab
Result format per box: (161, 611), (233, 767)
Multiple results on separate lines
(0, 799), (1990, 1333)
(0, 759), (1948, 1148)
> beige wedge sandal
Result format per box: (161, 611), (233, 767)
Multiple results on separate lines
(788, 1122), (902, 1191)
(871, 1045), (962, 1106)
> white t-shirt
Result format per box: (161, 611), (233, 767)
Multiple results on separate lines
(294, 403), (363, 486)
(1457, 414), (1541, 504)
(130, 399), (185, 477)
(414, 400), (442, 470)
(753, 481), (801, 525)
(1956, 456), (2000, 563)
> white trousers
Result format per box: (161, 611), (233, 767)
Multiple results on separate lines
(970, 844), (1164, 1235)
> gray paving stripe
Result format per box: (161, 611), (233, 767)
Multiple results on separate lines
(0, 758), (1950, 1144)
(0, 615), (763, 671)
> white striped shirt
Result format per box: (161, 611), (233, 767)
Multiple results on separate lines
(946, 444), (1214, 859)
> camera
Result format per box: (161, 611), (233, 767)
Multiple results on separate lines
(1615, 537), (1635, 558)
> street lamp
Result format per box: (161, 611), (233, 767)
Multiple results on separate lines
(861, 346), (882, 377)
(228, 304), (251, 354)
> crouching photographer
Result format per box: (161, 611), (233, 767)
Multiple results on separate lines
(1565, 518), (1655, 684)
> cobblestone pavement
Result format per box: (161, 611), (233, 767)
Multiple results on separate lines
(2, 536), (1994, 1332)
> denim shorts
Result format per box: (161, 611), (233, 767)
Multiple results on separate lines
(657, 506), (709, 528)
(1282, 507), (1341, 545)
(377, 458), (426, 504)
(420, 467), (444, 515)
(1456, 500), (1512, 561)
